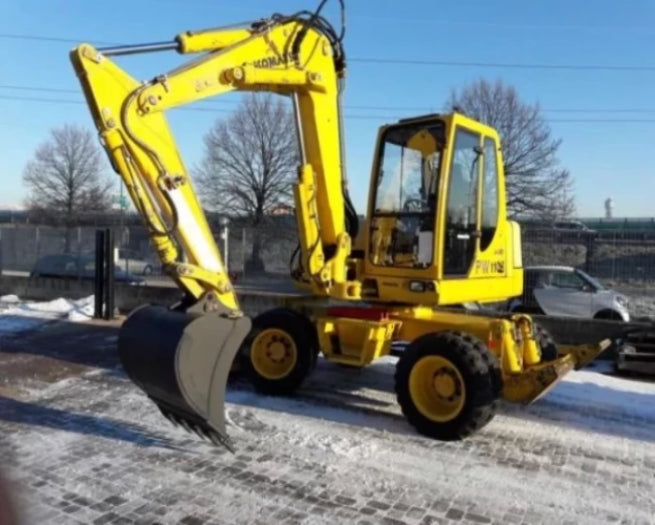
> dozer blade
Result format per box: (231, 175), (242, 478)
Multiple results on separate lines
(557, 338), (613, 370)
(117, 304), (251, 451)
(503, 338), (612, 404)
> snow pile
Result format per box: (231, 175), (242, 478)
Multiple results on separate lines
(551, 360), (655, 421)
(0, 295), (95, 331)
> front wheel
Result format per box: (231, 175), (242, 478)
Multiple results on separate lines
(395, 331), (500, 441)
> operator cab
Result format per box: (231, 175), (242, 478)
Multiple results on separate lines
(362, 113), (522, 305)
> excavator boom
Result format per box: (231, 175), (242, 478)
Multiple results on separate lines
(70, 7), (351, 449)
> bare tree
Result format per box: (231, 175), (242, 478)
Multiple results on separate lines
(196, 93), (298, 273)
(446, 79), (575, 220)
(23, 125), (113, 250)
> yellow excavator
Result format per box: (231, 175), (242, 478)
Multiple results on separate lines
(69, 1), (608, 450)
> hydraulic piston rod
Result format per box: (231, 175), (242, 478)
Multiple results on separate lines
(97, 41), (179, 56)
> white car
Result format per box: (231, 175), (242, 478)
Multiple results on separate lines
(114, 248), (155, 276)
(507, 265), (630, 321)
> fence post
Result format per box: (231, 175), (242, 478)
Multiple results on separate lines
(584, 234), (596, 273)
(219, 217), (229, 273)
(242, 228), (247, 277)
(104, 228), (115, 320)
(94, 230), (105, 319)
(35, 226), (40, 263)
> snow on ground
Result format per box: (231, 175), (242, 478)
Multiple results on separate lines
(2, 296), (655, 523)
(0, 294), (95, 331)
(3, 354), (655, 524)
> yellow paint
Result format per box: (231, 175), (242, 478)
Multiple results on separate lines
(409, 355), (465, 422)
(70, 9), (610, 413)
(250, 328), (298, 380)
(316, 317), (398, 366)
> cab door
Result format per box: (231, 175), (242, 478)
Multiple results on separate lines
(442, 128), (481, 276)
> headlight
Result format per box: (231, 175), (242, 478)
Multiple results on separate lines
(616, 295), (628, 307)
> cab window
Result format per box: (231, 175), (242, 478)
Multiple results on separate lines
(443, 128), (481, 276)
(480, 137), (499, 251)
(551, 271), (585, 289)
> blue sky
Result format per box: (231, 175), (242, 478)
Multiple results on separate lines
(1, 0), (654, 217)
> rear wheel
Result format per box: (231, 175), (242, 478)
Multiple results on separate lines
(240, 308), (318, 395)
(395, 331), (500, 441)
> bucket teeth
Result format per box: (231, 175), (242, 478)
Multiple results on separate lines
(154, 403), (234, 452)
(192, 424), (207, 441)
(208, 430), (235, 453)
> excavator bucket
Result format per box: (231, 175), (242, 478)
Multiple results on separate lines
(117, 304), (251, 451)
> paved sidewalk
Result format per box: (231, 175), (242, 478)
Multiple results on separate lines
(1, 320), (654, 524)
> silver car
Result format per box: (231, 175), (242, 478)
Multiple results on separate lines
(507, 265), (630, 321)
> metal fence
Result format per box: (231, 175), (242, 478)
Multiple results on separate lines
(2, 223), (655, 285)
(0, 223), (298, 277)
(521, 228), (655, 284)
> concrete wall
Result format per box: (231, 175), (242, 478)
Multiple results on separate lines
(0, 275), (292, 318)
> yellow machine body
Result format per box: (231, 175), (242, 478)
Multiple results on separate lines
(69, 3), (609, 448)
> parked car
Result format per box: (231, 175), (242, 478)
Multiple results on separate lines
(507, 265), (630, 321)
(114, 248), (155, 275)
(552, 220), (594, 232)
(30, 254), (144, 284)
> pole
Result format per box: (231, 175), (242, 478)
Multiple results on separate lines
(94, 230), (105, 319)
(104, 228), (115, 320)
(223, 224), (229, 274)
(119, 181), (125, 244)
(242, 228), (247, 277)
(219, 218), (229, 273)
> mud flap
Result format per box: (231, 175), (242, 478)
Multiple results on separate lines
(117, 303), (251, 451)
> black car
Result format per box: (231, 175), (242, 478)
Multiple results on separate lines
(30, 253), (144, 284)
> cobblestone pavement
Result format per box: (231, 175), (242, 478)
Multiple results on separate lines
(1, 320), (655, 525)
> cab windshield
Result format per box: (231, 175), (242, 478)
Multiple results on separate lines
(369, 120), (445, 268)
(373, 121), (445, 215)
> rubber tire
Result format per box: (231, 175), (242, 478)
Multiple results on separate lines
(240, 308), (318, 396)
(534, 323), (558, 362)
(594, 310), (623, 321)
(395, 331), (500, 441)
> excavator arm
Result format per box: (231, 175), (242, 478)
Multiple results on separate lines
(71, 11), (355, 302)
(70, 6), (353, 450)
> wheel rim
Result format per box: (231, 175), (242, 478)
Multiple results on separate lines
(409, 355), (466, 422)
(251, 328), (298, 380)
